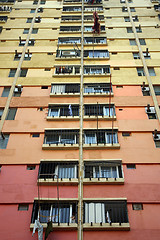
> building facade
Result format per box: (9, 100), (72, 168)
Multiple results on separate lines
(0, 0), (160, 239)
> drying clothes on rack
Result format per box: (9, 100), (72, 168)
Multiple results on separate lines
(32, 220), (43, 240)
(45, 221), (53, 240)
(92, 11), (101, 34)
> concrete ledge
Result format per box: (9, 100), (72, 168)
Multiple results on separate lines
(46, 116), (79, 121)
(83, 143), (120, 149)
(83, 223), (130, 231)
(42, 144), (79, 150)
(83, 178), (124, 185)
(30, 223), (78, 230)
(37, 178), (78, 185)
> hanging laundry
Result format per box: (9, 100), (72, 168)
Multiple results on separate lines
(45, 221), (53, 240)
(69, 104), (73, 116)
(32, 219), (43, 240)
(92, 11), (101, 34)
(106, 211), (111, 224)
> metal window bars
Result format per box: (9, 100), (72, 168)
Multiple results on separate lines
(44, 130), (79, 145)
(38, 161), (78, 179)
(84, 104), (115, 117)
(31, 201), (78, 224)
(84, 6), (103, 11)
(84, 25), (105, 32)
(84, 161), (123, 179)
(48, 105), (79, 117)
(84, 37), (106, 44)
(84, 201), (129, 224)
(56, 50), (81, 58)
(51, 84), (80, 94)
(0, 16), (8, 22)
(83, 129), (118, 145)
(61, 16), (81, 21)
(0, 6), (12, 11)
(55, 66), (80, 74)
(58, 37), (81, 44)
(63, 6), (82, 11)
(84, 65), (110, 74)
(84, 83), (112, 94)
(84, 15), (104, 21)
(84, 50), (109, 58)
(60, 26), (81, 32)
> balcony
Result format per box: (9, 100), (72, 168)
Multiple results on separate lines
(54, 65), (80, 76)
(84, 65), (110, 75)
(154, 4), (160, 11)
(84, 50), (109, 58)
(83, 200), (130, 230)
(56, 49), (81, 58)
(84, 6), (103, 11)
(31, 200), (78, 229)
(84, 14), (104, 21)
(84, 104), (116, 120)
(84, 83), (113, 96)
(84, 160), (124, 184)
(83, 129), (120, 149)
(38, 161), (78, 185)
(42, 129), (79, 149)
(84, 25), (105, 32)
(63, 6), (81, 12)
(58, 37), (81, 44)
(84, 0), (102, 4)
(0, 6), (12, 12)
(50, 84), (80, 96)
(61, 15), (81, 21)
(84, 37), (107, 44)
(60, 26), (81, 32)
(47, 105), (79, 120)
(0, 16), (8, 22)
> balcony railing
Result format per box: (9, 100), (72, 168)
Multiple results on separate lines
(84, 6), (103, 11)
(51, 84), (80, 95)
(84, 50), (109, 58)
(58, 37), (81, 44)
(0, 6), (12, 11)
(84, 14), (104, 21)
(84, 26), (105, 32)
(84, 104), (115, 117)
(31, 201), (78, 224)
(84, 37), (107, 44)
(84, 83), (112, 94)
(55, 66), (80, 75)
(56, 50), (81, 58)
(84, 65), (110, 74)
(84, 0), (102, 3)
(48, 105), (79, 118)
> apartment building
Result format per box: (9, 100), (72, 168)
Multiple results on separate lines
(0, 0), (160, 239)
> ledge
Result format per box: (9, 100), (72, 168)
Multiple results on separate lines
(83, 143), (120, 149)
(83, 116), (116, 121)
(55, 57), (81, 61)
(42, 144), (79, 150)
(46, 116), (79, 121)
(50, 93), (80, 97)
(52, 74), (81, 77)
(37, 178), (78, 186)
(84, 57), (109, 60)
(83, 178), (124, 185)
(83, 93), (113, 97)
(30, 223), (78, 230)
(84, 73), (110, 77)
(83, 223), (130, 231)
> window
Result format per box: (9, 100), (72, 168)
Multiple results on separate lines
(84, 37), (106, 44)
(153, 85), (160, 96)
(153, 130), (160, 148)
(124, 17), (130, 22)
(137, 67), (145, 76)
(143, 52), (151, 59)
(84, 83), (112, 94)
(148, 67), (156, 76)
(26, 18), (32, 23)
(84, 65), (110, 74)
(122, 6), (128, 12)
(19, 39), (35, 46)
(130, 7), (136, 12)
(32, 28), (38, 34)
(132, 204), (143, 210)
(40, 0), (46, 4)
(31, 201), (78, 224)
(1, 87), (10, 97)
(18, 204), (29, 211)
(132, 16), (138, 22)
(41, 86), (48, 89)
(127, 27), (133, 33)
(0, 134), (9, 149)
(84, 50), (109, 58)
(48, 105), (79, 117)
(122, 132), (131, 137)
(129, 39), (136, 45)
(19, 69), (28, 77)
(27, 165), (36, 170)
(51, 84), (80, 94)
(32, 133), (40, 137)
(8, 69), (16, 77)
(6, 108), (17, 120)
(127, 164), (136, 169)
(0, 109), (3, 120)
(142, 84), (150, 96)
(33, 0), (38, 4)
(145, 106), (156, 119)
(84, 161), (123, 179)
(23, 28), (29, 34)
(84, 201), (129, 224)
(44, 68), (51, 71)
(84, 130), (118, 145)
(14, 86), (22, 97)
(114, 67), (120, 70)
(120, 0), (125, 2)
(44, 130), (79, 145)
(38, 161), (78, 179)
(84, 104), (115, 117)
(58, 37), (81, 44)
(136, 26), (142, 33)
(133, 52), (140, 59)
(30, 9), (35, 13)
(139, 39), (146, 45)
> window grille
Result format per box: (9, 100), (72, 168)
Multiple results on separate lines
(44, 130), (79, 145)
(51, 84), (80, 94)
